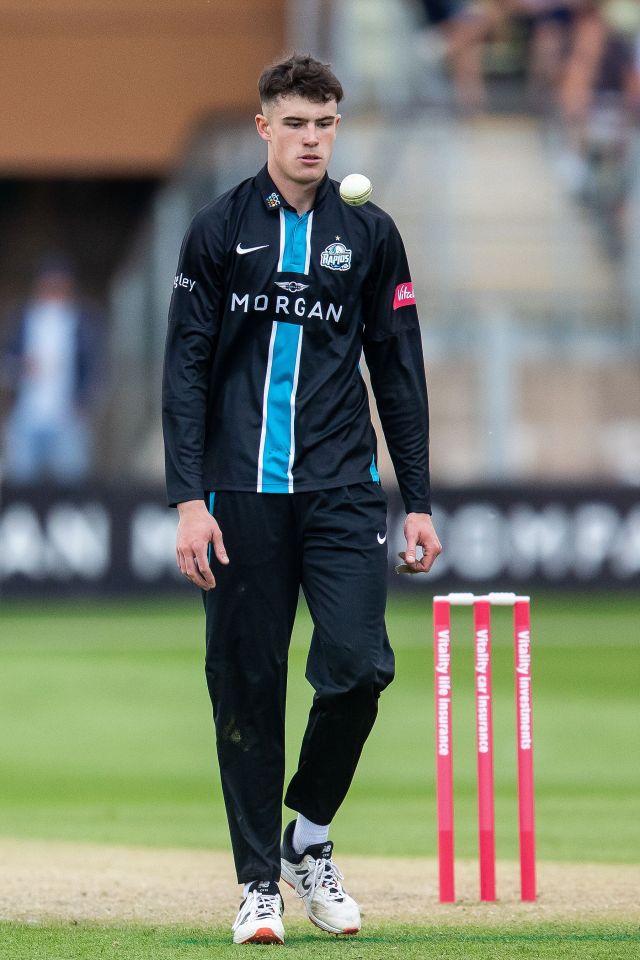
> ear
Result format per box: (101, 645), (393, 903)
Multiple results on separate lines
(255, 113), (271, 142)
(335, 114), (342, 129)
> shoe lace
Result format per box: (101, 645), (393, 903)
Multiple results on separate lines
(295, 856), (345, 902)
(232, 889), (281, 930)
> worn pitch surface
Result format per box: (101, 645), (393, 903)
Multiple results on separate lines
(1, 839), (638, 926)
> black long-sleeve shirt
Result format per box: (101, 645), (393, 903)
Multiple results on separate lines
(162, 164), (431, 513)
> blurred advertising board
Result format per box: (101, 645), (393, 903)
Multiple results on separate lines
(0, 484), (639, 598)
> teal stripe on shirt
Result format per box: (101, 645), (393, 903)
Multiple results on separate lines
(260, 209), (310, 492)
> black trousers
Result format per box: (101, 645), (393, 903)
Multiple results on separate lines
(202, 483), (395, 882)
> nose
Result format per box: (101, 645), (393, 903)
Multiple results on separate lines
(303, 123), (319, 145)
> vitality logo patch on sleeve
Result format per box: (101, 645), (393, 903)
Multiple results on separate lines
(393, 282), (416, 309)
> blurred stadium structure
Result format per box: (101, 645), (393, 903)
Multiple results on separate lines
(1, 0), (640, 594)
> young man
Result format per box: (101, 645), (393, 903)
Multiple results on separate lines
(162, 54), (441, 945)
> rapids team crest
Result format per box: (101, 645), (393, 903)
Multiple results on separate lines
(320, 242), (352, 271)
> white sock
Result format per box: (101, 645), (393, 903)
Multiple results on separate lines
(293, 814), (330, 855)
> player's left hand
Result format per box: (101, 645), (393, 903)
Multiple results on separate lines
(398, 512), (442, 574)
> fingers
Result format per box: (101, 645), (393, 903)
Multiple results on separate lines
(397, 550), (425, 574)
(211, 525), (229, 566)
(400, 526), (424, 575)
(396, 552), (418, 575)
(397, 531), (443, 575)
(409, 535), (442, 574)
(195, 547), (216, 589)
(404, 531), (418, 566)
(420, 536), (443, 573)
(175, 514), (228, 591)
(178, 546), (216, 590)
(399, 513), (443, 575)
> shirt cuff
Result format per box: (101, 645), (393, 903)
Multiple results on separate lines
(167, 487), (205, 508)
(404, 500), (432, 515)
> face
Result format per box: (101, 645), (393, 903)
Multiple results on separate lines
(255, 94), (340, 189)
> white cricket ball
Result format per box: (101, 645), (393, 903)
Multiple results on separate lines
(339, 173), (372, 206)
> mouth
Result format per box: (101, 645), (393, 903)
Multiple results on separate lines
(299, 154), (322, 165)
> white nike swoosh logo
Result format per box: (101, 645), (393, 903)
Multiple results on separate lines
(377, 533), (387, 545)
(236, 243), (269, 255)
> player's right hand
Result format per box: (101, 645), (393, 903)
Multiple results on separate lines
(176, 500), (229, 590)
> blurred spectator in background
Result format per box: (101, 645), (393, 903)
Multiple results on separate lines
(510, 0), (578, 111)
(0, 256), (103, 484)
(416, 0), (504, 113)
(413, 0), (640, 257)
(556, 0), (640, 252)
(560, 1), (608, 125)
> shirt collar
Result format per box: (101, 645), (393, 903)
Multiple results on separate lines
(255, 164), (331, 213)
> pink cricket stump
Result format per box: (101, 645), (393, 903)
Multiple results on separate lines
(473, 598), (496, 902)
(433, 598), (454, 902)
(514, 597), (536, 901)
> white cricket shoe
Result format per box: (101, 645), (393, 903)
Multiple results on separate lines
(280, 821), (361, 935)
(232, 880), (285, 945)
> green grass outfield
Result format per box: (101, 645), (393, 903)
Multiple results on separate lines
(0, 593), (638, 862)
(1, 594), (638, 956)
(2, 922), (640, 960)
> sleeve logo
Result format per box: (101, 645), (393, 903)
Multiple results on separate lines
(393, 282), (416, 310)
(174, 272), (196, 292)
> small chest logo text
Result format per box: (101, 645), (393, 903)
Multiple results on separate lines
(393, 282), (416, 310)
(320, 242), (352, 272)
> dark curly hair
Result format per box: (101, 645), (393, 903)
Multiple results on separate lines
(258, 53), (343, 108)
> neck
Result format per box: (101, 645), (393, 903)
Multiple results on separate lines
(267, 161), (321, 214)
